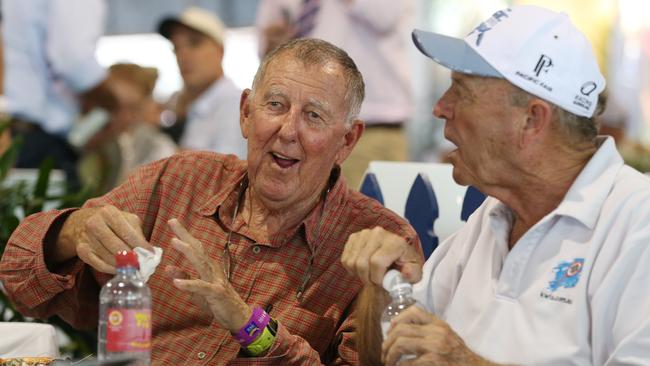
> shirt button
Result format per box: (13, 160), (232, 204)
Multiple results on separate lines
(252, 245), (261, 254)
(197, 351), (206, 359)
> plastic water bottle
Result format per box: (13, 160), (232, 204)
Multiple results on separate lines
(98, 250), (152, 365)
(381, 269), (417, 361)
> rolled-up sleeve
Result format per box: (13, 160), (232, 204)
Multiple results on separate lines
(0, 208), (102, 330)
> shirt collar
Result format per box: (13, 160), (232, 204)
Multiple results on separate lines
(554, 136), (623, 229)
(199, 165), (347, 251)
(194, 158), (247, 217)
(487, 136), (623, 232)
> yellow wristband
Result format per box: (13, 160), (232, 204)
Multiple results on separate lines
(245, 325), (276, 356)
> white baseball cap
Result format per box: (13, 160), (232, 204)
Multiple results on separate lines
(158, 6), (225, 46)
(412, 5), (605, 118)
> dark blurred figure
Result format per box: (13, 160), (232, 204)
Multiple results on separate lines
(158, 7), (246, 158)
(2, 0), (116, 188)
(256, 0), (414, 188)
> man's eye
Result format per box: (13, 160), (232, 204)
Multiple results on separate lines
(268, 101), (283, 109)
(308, 111), (321, 120)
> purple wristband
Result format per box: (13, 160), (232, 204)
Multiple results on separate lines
(234, 307), (270, 346)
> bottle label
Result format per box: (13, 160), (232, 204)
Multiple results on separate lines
(106, 308), (152, 352)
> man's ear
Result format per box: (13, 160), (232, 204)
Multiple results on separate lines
(335, 120), (365, 165)
(239, 89), (252, 139)
(519, 98), (553, 148)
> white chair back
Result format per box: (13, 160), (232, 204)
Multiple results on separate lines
(360, 161), (486, 259)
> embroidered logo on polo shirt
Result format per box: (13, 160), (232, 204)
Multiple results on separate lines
(539, 258), (584, 305)
(548, 258), (584, 291)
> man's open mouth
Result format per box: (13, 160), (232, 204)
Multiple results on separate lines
(271, 152), (300, 168)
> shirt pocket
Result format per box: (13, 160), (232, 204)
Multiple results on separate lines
(279, 306), (338, 356)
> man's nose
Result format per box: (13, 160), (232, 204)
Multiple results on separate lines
(277, 109), (299, 141)
(433, 94), (453, 120)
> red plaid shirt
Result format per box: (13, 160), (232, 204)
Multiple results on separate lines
(0, 152), (419, 365)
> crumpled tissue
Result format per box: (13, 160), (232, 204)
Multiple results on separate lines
(134, 246), (163, 283)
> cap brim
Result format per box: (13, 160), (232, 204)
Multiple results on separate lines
(158, 18), (181, 39)
(412, 29), (502, 78)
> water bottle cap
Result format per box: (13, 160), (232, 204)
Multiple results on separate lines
(115, 250), (140, 269)
(382, 269), (411, 292)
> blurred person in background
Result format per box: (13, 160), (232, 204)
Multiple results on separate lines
(158, 6), (247, 159)
(256, 0), (414, 189)
(78, 63), (177, 194)
(1, 0), (117, 188)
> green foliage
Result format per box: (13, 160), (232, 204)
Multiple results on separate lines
(0, 119), (97, 358)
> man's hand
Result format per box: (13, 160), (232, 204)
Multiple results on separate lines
(382, 306), (498, 366)
(50, 205), (153, 274)
(342, 227), (423, 286)
(167, 218), (252, 333)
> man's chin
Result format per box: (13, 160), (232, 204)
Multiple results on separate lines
(451, 166), (471, 186)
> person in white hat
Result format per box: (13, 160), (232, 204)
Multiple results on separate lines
(158, 7), (247, 159)
(342, 5), (650, 365)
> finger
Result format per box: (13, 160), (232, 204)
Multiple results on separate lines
(383, 322), (425, 358)
(85, 215), (131, 257)
(79, 229), (115, 267)
(341, 229), (370, 275)
(164, 265), (190, 280)
(77, 241), (115, 274)
(384, 323), (428, 357)
(173, 278), (216, 296)
(171, 237), (214, 282)
(101, 206), (152, 251)
(163, 267), (212, 315)
(367, 229), (414, 286)
(382, 335), (423, 366)
(353, 230), (384, 284)
(121, 212), (154, 251)
(168, 218), (204, 254)
(392, 305), (436, 327)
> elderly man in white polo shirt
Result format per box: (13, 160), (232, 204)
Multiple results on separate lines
(342, 5), (650, 366)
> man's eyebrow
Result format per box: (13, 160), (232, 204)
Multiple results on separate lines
(262, 89), (286, 100)
(306, 97), (333, 117)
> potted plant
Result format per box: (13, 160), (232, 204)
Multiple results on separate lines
(0, 119), (96, 358)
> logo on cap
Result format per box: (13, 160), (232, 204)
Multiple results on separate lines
(468, 9), (511, 46)
(534, 55), (553, 77)
(580, 81), (597, 96)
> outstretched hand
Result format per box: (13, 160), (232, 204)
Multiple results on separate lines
(167, 218), (252, 333)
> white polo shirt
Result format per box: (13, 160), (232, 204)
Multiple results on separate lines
(414, 137), (650, 365)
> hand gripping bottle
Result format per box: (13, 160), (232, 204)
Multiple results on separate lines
(380, 269), (417, 361)
(98, 250), (152, 365)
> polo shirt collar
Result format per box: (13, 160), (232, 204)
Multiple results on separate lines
(554, 136), (623, 229)
(488, 136), (623, 231)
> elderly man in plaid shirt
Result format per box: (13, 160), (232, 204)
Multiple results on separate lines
(0, 38), (419, 365)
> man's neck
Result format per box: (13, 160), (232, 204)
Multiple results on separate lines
(492, 142), (598, 248)
(239, 184), (327, 241)
(184, 76), (220, 103)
